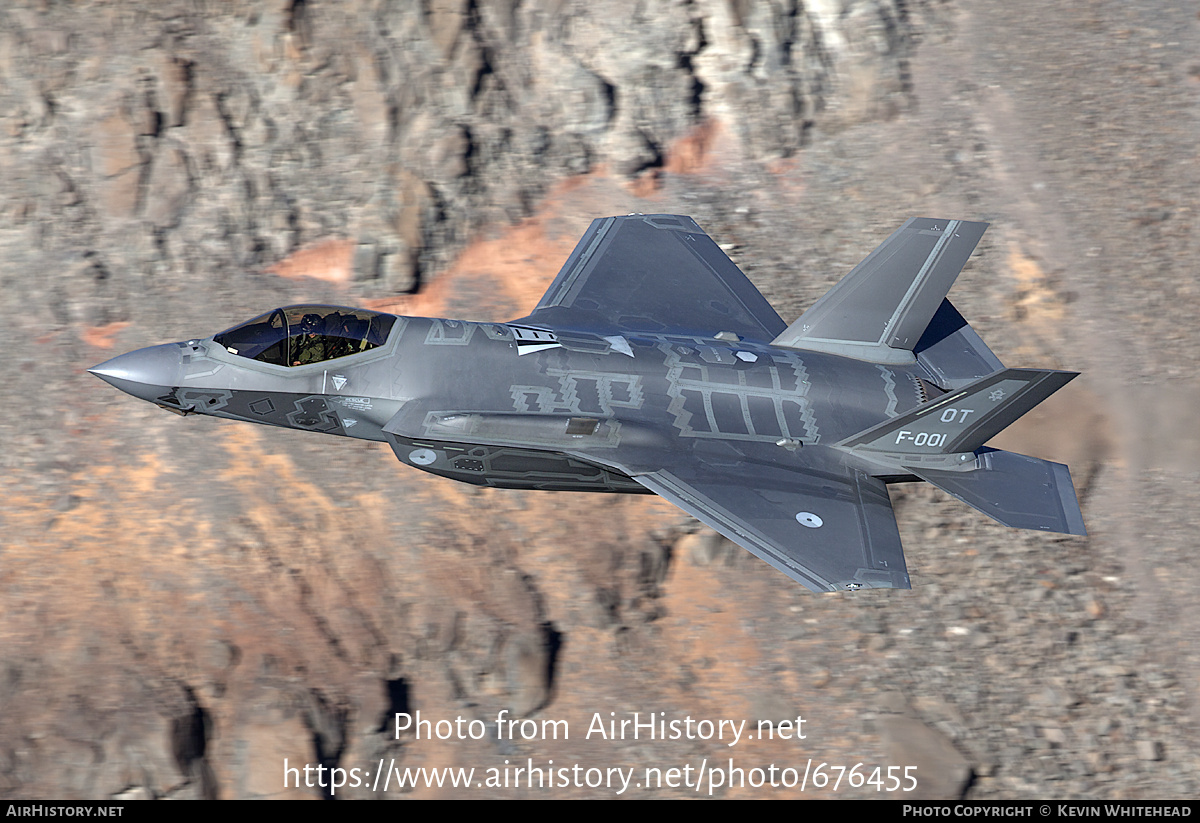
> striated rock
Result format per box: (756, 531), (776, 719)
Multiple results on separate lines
(426, 0), (470, 62)
(431, 124), (472, 181)
(144, 139), (192, 228)
(504, 630), (551, 717)
(677, 528), (732, 567)
(159, 55), (193, 129)
(878, 715), (973, 800)
(1137, 740), (1163, 762)
(4, 0), (1197, 803)
(349, 46), (391, 145)
(395, 169), (436, 279)
(93, 111), (143, 218)
(178, 90), (235, 174)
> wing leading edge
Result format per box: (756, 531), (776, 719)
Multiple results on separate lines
(512, 214), (787, 341)
(633, 451), (911, 592)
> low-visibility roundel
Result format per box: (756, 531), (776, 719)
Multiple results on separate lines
(796, 512), (823, 528)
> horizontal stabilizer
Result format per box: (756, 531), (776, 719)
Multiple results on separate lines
(909, 449), (1086, 535)
(839, 368), (1078, 457)
(773, 218), (988, 363)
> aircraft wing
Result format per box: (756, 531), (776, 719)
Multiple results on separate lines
(511, 214), (787, 341)
(631, 450), (911, 592)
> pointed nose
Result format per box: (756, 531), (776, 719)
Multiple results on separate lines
(90, 343), (184, 404)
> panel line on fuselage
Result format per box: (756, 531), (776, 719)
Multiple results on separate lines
(654, 337), (820, 444)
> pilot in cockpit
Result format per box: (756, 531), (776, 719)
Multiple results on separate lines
(292, 313), (326, 366)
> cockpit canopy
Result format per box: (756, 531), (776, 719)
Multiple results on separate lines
(213, 305), (397, 367)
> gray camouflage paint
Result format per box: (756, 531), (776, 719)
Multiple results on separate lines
(138, 316), (920, 487)
(92, 214), (1085, 593)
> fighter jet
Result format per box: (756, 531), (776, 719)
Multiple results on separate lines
(91, 215), (1085, 592)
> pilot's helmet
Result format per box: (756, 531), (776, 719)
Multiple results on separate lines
(300, 313), (323, 334)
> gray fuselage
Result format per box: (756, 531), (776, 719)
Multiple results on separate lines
(92, 213), (1086, 593)
(141, 314), (926, 492)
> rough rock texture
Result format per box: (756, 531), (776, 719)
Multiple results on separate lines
(2, 0), (1200, 801)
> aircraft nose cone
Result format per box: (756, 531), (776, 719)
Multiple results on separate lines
(90, 343), (183, 404)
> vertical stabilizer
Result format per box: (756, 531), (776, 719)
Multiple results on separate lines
(773, 218), (989, 364)
(914, 299), (1006, 388)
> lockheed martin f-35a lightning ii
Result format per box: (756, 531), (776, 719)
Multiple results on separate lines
(92, 214), (1085, 592)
